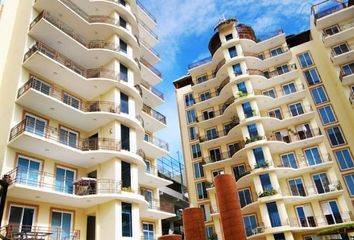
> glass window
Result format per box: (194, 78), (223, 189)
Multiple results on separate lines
(120, 92), (129, 114)
(206, 128), (218, 140)
(233, 63), (242, 75)
(200, 91), (211, 101)
(342, 62), (354, 76)
(233, 164), (245, 180)
(120, 63), (128, 82)
(295, 205), (316, 227)
(228, 142), (242, 157)
(55, 167), (75, 194)
(51, 210), (72, 240)
(247, 124), (258, 138)
(326, 126), (345, 146)
(197, 75), (208, 84)
(270, 47), (283, 57)
(16, 156), (41, 187)
(184, 93), (195, 107)
(253, 147), (265, 165)
(225, 34), (233, 41)
(321, 200), (343, 225)
(335, 149), (354, 170)
(189, 127), (197, 141)
(324, 25), (339, 36)
(318, 105), (336, 124)
(242, 102), (253, 118)
(276, 64), (289, 75)
(121, 161), (131, 188)
(143, 223), (154, 240)
(332, 43), (349, 56)
(243, 215), (258, 237)
(122, 202), (132, 237)
(260, 173), (272, 191)
(119, 0), (126, 6)
(120, 39), (128, 53)
(344, 174), (354, 196)
(228, 46), (238, 58)
(63, 92), (80, 109)
(282, 82), (297, 95)
(263, 89), (276, 98)
(196, 182), (208, 199)
(121, 124), (130, 151)
(311, 86), (328, 104)
(266, 202), (281, 227)
(186, 109), (196, 124)
(8, 205), (35, 233)
(31, 76), (51, 95)
(288, 178), (306, 196)
(202, 109), (215, 121)
(237, 82), (247, 93)
(280, 152), (297, 168)
(268, 108), (282, 119)
(313, 173), (330, 194)
(200, 204), (211, 222)
(304, 68), (321, 86)
(193, 162), (204, 179)
(305, 147), (322, 166)
(288, 102), (304, 116)
(205, 226), (215, 239)
(119, 16), (127, 28)
(212, 169), (224, 178)
(191, 144), (202, 159)
(209, 148), (222, 162)
(298, 52), (313, 68)
(59, 127), (78, 148)
(238, 188), (252, 208)
(274, 233), (286, 240)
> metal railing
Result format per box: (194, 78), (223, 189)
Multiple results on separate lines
(284, 181), (342, 199)
(136, 0), (157, 23)
(267, 128), (322, 143)
(140, 38), (160, 58)
(188, 56), (212, 70)
(288, 211), (353, 228)
(312, 0), (351, 20)
(0, 224), (80, 240)
(144, 135), (169, 151)
(137, 20), (158, 40)
(247, 63), (297, 79)
(199, 121), (240, 143)
(257, 28), (284, 42)
(243, 45), (290, 60)
(142, 104), (166, 124)
(140, 58), (162, 78)
(277, 153), (332, 169)
(139, 79), (164, 100)
(24, 42), (125, 81)
(203, 143), (245, 164)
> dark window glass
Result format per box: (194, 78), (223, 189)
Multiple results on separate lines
(121, 124), (130, 150)
(121, 92), (129, 114)
(122, 202), (132, 237)
(120, 64), (128, 82)
(121, 161), (131, 188)
(266, 202), (281, 227)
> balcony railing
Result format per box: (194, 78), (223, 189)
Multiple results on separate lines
(23, 42), (126, 82)
(136, 0), (157, 23)
(331, 44), (354, 58)
(312, 0), (351, 20)
(142, 104), (166, 124)
(267, 128), (322, 143)
(256, 28), (284, 42)
(243, 45), (290, 60)
(277, 153), (332, 169)
(203, 143), (245, 164)
(199, 121), (240, 143)
(0, 224), (80, 240)
(188, 56), (212, 70)
(139, 79), (164, 100)
(140, 58), (162, 78)
(322, 21), (354, 39)
(140, 38), (160, 58)
(288, 211), (353, 228)
(247, 63), (297, 79)
(144, 135), (169, 151)
(137, 20), (158, 40)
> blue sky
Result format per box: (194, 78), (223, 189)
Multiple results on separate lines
(139, 0), (321, 160)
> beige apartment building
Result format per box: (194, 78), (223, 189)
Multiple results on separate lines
(174, 1), (354, 239)
(0, 0), (174, 239)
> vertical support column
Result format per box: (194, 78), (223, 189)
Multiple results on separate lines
(259, 203), (272, 229)
(246, 149), (256, 169)
(214, 174), (247, 240)
(182, 208), (206, 240)
(269, 172), (281, 194)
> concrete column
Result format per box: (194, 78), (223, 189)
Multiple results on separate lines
(263, 146), (273, 165)
(285, 232), (295, 240)
(244, 80), (253, 93)
(256, 122), (265, 137)
(214, 174), (247, 240)
(269, 172), (281, 194)
(259, 203), (272, 228)
(182, 208), (206, 240)
(250, 100), (258, 115)
(241, 126), (250, 140)
(236, 104), (245, 121)
(253, 176), (263, 194)
(277, 201), (289, 225)
(158, 235), (182, 240)
(246, 149), (256, 169)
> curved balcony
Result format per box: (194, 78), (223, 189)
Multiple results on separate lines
(17, 76), (144, 132)
(322, 21), (354, 47)
(23, 41), (142, 101)
(135, 80), (164, 108)
(339, 69), (354, 86)
(139, 38), (160, 65)
(142, 104), (166, 132)
(140, 58), (163, 85)
(331, 43), (354, 65)
(137, 19), (159, 46)
(8, 120), (145, 168)
(142, 135), (169, 159)
(5, 168), (148, 208)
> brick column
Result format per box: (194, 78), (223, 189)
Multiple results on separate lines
(214, 174), (247, 240)
(182, 207), (206, 240)
(158, 235), (182, 240)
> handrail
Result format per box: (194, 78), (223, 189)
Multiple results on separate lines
(136, 0), (157, 23)
(257, 28), (284, 42)
(139, 79), (164, 100)
(137, 19), (158, 40)
(142, 104), (166, 124)
(312, 0), (350, 19)
(267, 128), (322, 143)
(140, 58), (162, 78)
(199, 120), (240, 143)
(144, 135), (169, 151)
(203, 143), (245, 164)
(140, 38), (160, 58)
(188, 56), (212, 70)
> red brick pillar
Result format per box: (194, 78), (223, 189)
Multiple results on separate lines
(182, 207), (206, 240)
(214, 174), (247, 240)
(158, 235), (182, 240)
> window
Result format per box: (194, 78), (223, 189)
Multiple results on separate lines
(189, 127), (197, 141)
(119, 0), (126, 6)
(233, 165), (245, 180)
(16, 155), (41, 187)
(280, 152), (297, 168)
(276, 64), (289, 75)
(228, 142), (242, 157)
(321, 200), (343, 225)
(298, 52), (313, 68)
(304, 147), (322, 166)
(191, 144), (201, 158)
(318, 105), (336, 124)
(263, 89), (276, 98)
(205, 226), (215, 239)
(270, 47), (283, 57)
(296, 123), (313, 140)
(228, 46), (237, 58)
(247, 124), (258, 138)
(31, 76), (51, 95)
(51, 210), (73, 240)
(197, 75), (208, 84)
(120, 63), (128, 82)
(238, 188), (252, 208)
(55, 166), (75, 194)
(288, 102), (304, 116)
(186, 109), (196, 124)
(196, 182), (208, 199)
(326, 126), (345, 146)
(266, 202), (281, 227)
(313, 173), (330, 194)
(193, 162), (204, 179)
(184, 93), (195, 107)
(119, 16), (127, 28)
(288, 178), (306, 196)
(59, 127), (78, 148)
(274, 233), (286, 240)
(120, 39), (128, 53)
(143, 223), (154, 240)
(344, 174), (354, 196)
(212, 169), (224, 178)
(257, 53), (264, 60)
(121, 161), (131, 188)
(332, 43), (349, 56)
(141, 189), (153, 208)
(342, 62), (354, 76)
(268, 108), (282, 120)
(63, 92), (80, 109)
(237, 82), (247, 93)
(282, 82), (297, 95)
(324, 25), (339, 36)
(260, 173), (272, 191)
(202, 109), (215, 121)
(209, 148), (222, 162)
(225, 33), (233, 41)
(304, 68), (321, 85)
(200, 204), (211, 222)
(311, 86), (328, 104)
(144, 160), (152, 174)
(200, 91), (211, 101)
(243, 215), (258, 237)
(122, 203), (132, 237)
(233, 63), (242, 75)
(242, 102), (253, 118)
(120, 92), (129, 114)
(335, 149), (354, 170)
(296, 205), (316, 227)
(206, 128), (218, 140)
(121, 124), (130, 150)
(253, 147), (265, 166)
(8, 205), (35, 233)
